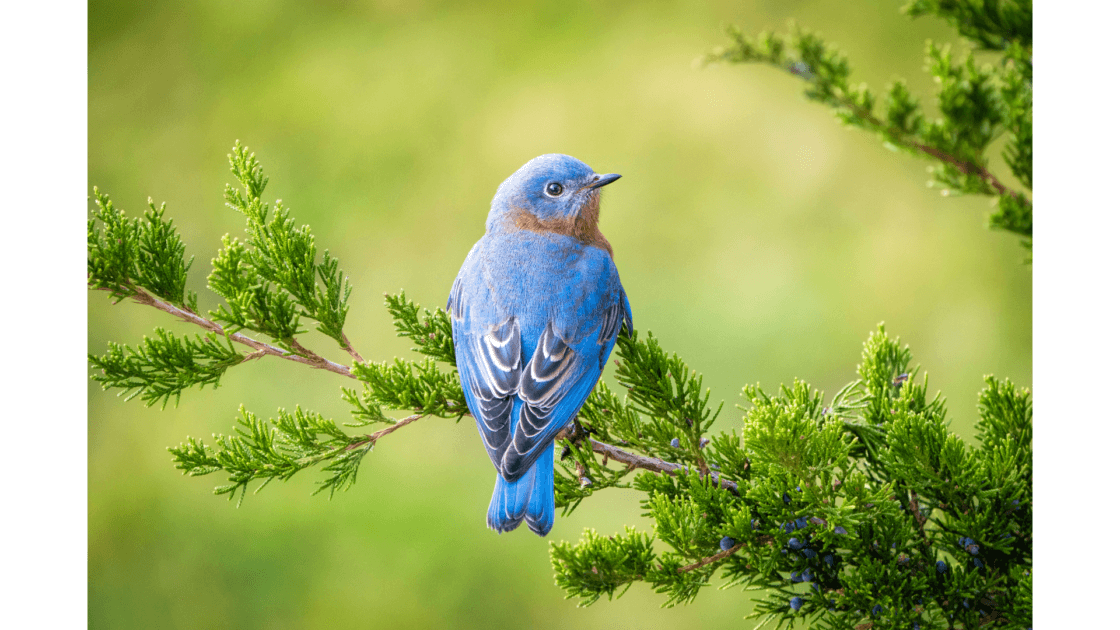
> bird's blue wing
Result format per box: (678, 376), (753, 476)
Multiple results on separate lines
(458, 316), (522, 467)
(620, 288), (633, 339)
(452, 235), (631, 482)
(500, 326), (600, 479)
(500, 283), (631, 480)
(450, 259), (522, 472)
(596, 286), (632, 366)
(446, 273), (465, 319)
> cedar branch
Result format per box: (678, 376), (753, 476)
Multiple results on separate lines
(98, 285), (356, 378)
(107, 285), (735, 499)
(344, 414), (424, 451)
(677, 542), (747, 573)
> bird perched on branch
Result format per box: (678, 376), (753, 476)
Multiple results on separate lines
(448, 154), (631, 536)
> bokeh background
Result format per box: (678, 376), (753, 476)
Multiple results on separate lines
(88, 1), (1031, 627)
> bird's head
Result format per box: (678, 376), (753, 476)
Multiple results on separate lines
(486, 154), (621, 237)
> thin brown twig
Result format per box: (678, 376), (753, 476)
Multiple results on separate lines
(110, 287), (356, 379)
(338, 329), (365, 363)
(677, 542), (747, 573)
(722, 47), (1028, 203)
(344, 414), (424, 451)
(556, 426), (740, 493)
(590, 436), (737, 490)
(908, 490), (929, 544)
(694, 445), (712, 479)
(835, 93), (1027, 204)
(243, 349), (267, 361)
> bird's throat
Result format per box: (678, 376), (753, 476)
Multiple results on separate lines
(507, 194), (613, 258)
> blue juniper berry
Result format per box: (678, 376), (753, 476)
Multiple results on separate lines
(719, 536), (736, 551)
(450, 155), (628, 536)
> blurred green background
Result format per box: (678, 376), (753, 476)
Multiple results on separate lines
(88, 0), (1031, 627)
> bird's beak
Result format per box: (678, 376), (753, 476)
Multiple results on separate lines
(586, 173), (621, 190)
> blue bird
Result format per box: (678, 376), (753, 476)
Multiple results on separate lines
(448, 154), (631, 536)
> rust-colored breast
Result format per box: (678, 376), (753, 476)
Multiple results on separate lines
(508, 193), (613, 257)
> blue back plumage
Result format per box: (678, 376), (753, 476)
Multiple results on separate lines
(449, 154), (631, 536)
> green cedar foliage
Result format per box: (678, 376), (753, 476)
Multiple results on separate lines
(210, 143), (356, 351)
(88, 188), (197, 310)
(169, 406), (380, 504)
(554, 326), (1032, 629)
(705, 0), (1032, 251)
(89, 329), (241, 409)
(89, 143), (469, 501)
(89, 144), (1030, 626)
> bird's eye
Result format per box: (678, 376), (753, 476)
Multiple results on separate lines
(545, 182), (563, 197)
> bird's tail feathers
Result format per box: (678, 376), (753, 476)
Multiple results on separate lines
(486, 450), (555, 537)
(524, 449), (555, 536)
(487, 464), (533, 533)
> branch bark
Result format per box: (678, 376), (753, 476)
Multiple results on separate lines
(582, 434), (740, 494)
(338, 329), (365, 363)
(907, 490), (929, 543)
(109, 287), (356, 379)
(344, 414), (424, 451)
(834, 93), (1027, 203)
(677, 542), (747, 573)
